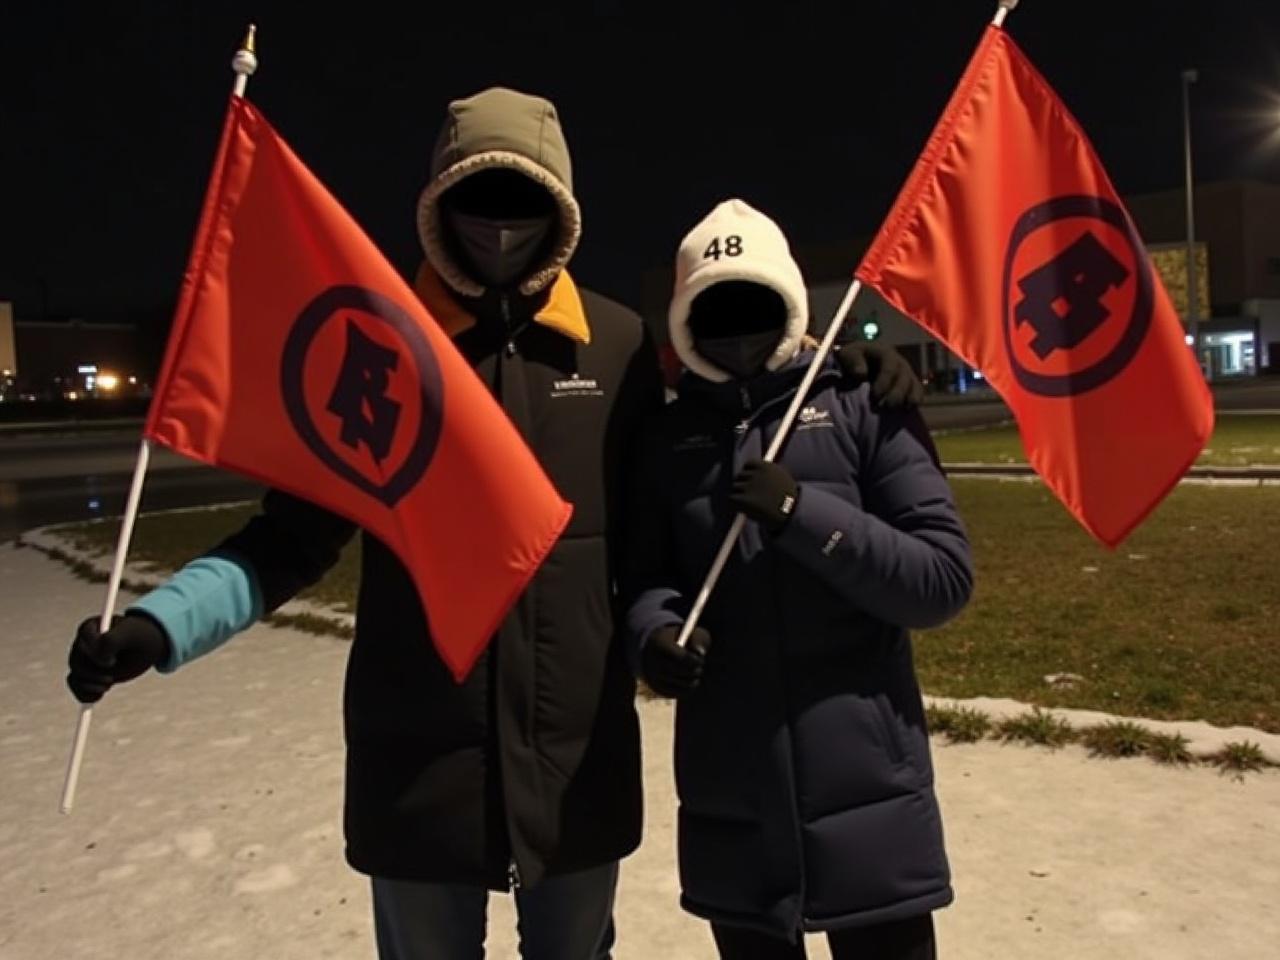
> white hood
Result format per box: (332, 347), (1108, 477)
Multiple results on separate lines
(668, 199), (809, 383)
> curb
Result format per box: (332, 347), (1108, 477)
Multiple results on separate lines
(922, 694), (1280, 766)
(0, 418), (145, 436)
(15, 510), (355, 639)
(943, 462), (1280, 480)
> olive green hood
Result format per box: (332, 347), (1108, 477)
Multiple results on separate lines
(416, 87), (582, 298)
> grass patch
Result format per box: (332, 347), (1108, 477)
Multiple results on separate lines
(923, 700), (1271, 771)
(1147, 732), (1195, 766)
(45, 474), (1280, 736)
(1079, 721), (1153, 759)
(39, 544), (110, 586)
(264, 610), (353, 640)
(934, 423), (1025, 464)
(934, 413), (1280, 466)
(1209, 741), (1270, 778)
(917, 479), (1280, 732)
(47, 499), (1269, 775)
(995, 708), (1075, 748)
(925, 704), (992, 743)
(54, 504), (360, 613)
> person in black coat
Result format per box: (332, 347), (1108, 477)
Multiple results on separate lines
(626, 199), (974, 960)
(64, 87), (658, 960)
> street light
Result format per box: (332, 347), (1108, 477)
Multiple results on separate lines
(1181, 68), (1201, 372)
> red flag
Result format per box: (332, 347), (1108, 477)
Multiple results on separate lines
(146, 97), (572, 679)
(856, 27), (1213, 547)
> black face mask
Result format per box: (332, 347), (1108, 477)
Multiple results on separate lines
(694, 330), (783, 380)
(688, 281), (788, 380)
(445, 209), (554, 289)
(441, 169), (559, 289)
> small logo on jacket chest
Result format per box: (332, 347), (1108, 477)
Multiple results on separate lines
(796, 405), (834, 431)
(550, 373), (604, 399)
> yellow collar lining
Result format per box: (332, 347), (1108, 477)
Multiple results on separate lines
(413, 262), (590, 345)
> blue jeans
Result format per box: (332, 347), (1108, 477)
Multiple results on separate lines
(371, 861), (619, 960)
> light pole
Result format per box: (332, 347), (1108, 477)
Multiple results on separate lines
(1181, 68), (1203, 375)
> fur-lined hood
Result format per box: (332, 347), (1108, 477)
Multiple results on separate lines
(417, 87), (582, 299)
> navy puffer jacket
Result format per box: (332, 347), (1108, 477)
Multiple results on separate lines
(624, 353), (973, 940)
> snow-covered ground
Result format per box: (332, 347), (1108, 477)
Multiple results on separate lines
(2, 545), (1278, 959)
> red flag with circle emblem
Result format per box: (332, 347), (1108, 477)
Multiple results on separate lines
(856, 26), (1213, 547)
(145, 96), (572, 679)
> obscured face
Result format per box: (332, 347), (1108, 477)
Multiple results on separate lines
(688, 281), (788, 380)
(440, 168), (557, 289)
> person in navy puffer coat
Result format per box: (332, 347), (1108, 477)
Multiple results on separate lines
(624, 199), (974, 960)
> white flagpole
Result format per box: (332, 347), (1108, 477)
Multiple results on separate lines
(676, 279), (864, 648)
(232, 24), (258, 97)
(59, 440), (152, 813)
(993, 0), (1020, 28)
(59, 24), (260, 815)
(674, 2), (1026, 650)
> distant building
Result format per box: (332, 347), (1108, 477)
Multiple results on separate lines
(0, 302), (16, 400)
(0, 302), (15, 372)
(7, 316), (151, 400)
(1127, 179), (1280, 377)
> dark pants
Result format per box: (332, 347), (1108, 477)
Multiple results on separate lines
(711, 914), (936, 960)
(371, 861), (619, 960)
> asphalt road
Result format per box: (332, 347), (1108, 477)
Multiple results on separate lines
(3, 378), (1276, 542)
(0, 432), (262, 542)
(2, 407), (1009, 543)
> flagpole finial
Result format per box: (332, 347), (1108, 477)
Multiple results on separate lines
(993, 0), (1020, 27)
(232, 24), (258, 96)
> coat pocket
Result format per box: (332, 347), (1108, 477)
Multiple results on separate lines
(869, 693), (907, 766)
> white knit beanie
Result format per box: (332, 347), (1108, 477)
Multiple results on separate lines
(668, 199), (809, 383)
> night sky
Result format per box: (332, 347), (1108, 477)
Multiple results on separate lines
(3, 1), (1280, 323)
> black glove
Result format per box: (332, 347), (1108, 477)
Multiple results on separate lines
(640, 624), (711, 699)
(730, 460), (799, 535)
(836, 341), (924, 408)
(67, 613), (172, 704)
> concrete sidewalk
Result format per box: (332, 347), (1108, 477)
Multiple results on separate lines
(2, 545), (1277, 959)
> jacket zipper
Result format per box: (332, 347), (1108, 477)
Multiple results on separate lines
(501, 295), (517, 357)
(735, 385), (752, 436)
(496, 289), (538, 869)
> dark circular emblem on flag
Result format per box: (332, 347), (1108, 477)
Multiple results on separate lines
(1002, 195), (1154, 397)
(281, 285), (443, 506)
